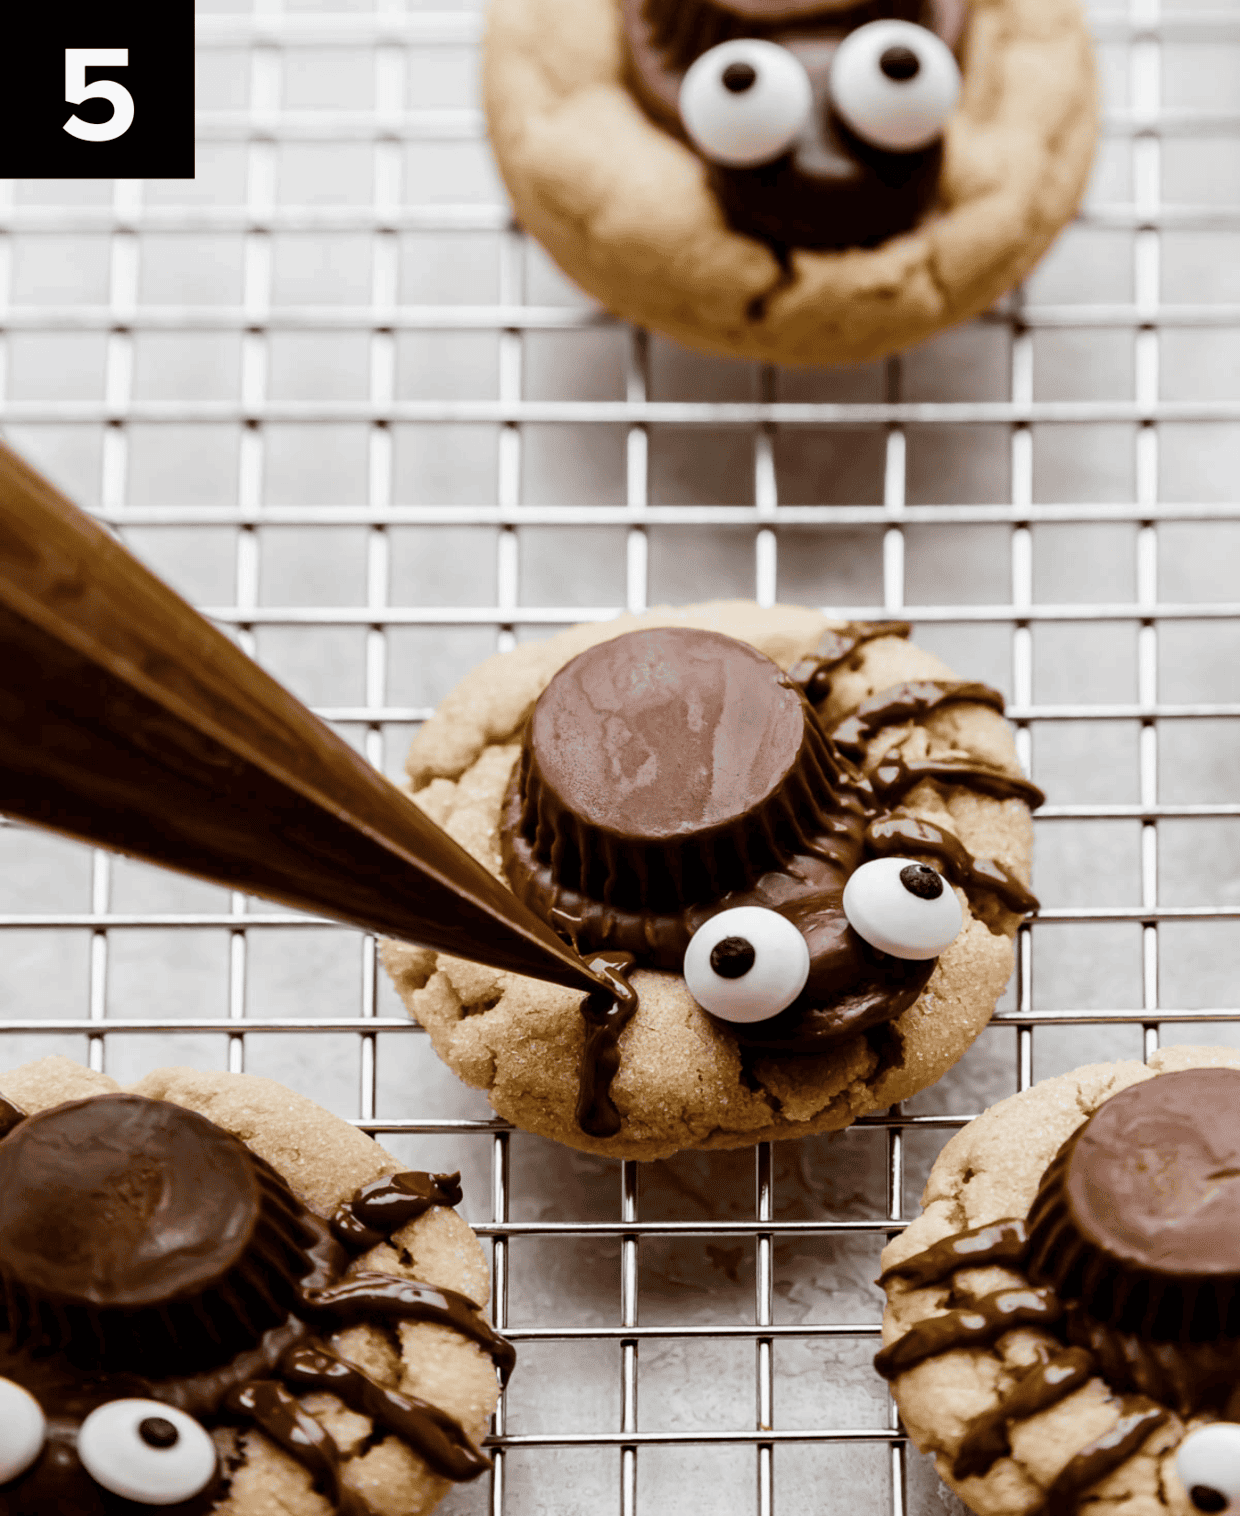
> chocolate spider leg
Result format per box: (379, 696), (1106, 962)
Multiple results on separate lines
(226, 1380), (366, 1516)
(788, 621), (913, 705)
(874, 1285), (1063, 1378)
(877, 1217), (1029, 1289)
(1038, 1398), (1170, 1514)
(280, 1341), (492, 1483)
(296, 1274), (516, 1385)
(865, 814), (1038, 916)
(869, 753), (1046, 811)
(830, 680), (1008, 763)
(330, 1170), (464, 1253)
(952, 1347), (1097, 1481)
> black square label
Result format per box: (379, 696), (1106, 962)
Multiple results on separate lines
(2, 0), (194, 178)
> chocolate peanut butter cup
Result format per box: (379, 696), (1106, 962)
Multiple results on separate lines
(501, 627), (860, 964)
(1025, 1069), (1240, 1347)
(0, 1094), (321, 1376)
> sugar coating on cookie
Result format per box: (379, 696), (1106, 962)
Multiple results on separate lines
(877, 1045), (1240, 1516)
(383, 601), (1038, 1160)
(0, 1057), (506, 1516)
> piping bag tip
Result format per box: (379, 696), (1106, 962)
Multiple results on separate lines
(0, 438), (615, 1002)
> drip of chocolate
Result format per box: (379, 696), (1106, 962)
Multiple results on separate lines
(620, 0), (967, 250)
(0, 440), (615, 1002)
(331, 1170), (464, 1253)
(575, 951), (640, 1138)
(830, 680), (1008, 762)
(0, 1093), (513, 1509)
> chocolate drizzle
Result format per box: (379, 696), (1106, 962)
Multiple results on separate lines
(0, 1094), (513, 1512)
(500, 624), (1040, 1135)
(831, 681), (1009, 763)
(281, 1342), (492, 1483)
(226, 1380), (363, 1516)
(788, 620), (913, 706)
(1037, 1398), (1170, 1512)
(297, 1272), (516, 1386)
(877, 1220), (1169, 1501)
(873, 1286), (1062, 1378)
(870, 753), (1046, 812)
(331, 1170), (464, 1253)
(878, 1218), (1028, 1290)
(952, 1347), (1095, 1480)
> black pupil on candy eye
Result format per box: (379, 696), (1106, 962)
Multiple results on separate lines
(710, 936), (757, 978)
(721, 61), (757, 93)
(1190, 1489), (1229, 1514)
(880, 45), (920, 81)
(899, 864), (943, 900)
(138, 1417), (180, 1449)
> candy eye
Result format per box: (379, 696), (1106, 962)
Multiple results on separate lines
(1176, 1424), (1240, 1513)
(842, 857), (962, 959)
(829, 20), (961, 152)
(0, 1378), (45, 1483)
(77, 1401), (217, 1505)
(678, 39), (814, 167)
(683, 906), (810, 1023)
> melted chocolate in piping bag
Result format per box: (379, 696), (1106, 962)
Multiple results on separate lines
(0, 439), (612, 1000)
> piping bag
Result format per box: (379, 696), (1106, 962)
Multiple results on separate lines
(0, 440), (615, 998)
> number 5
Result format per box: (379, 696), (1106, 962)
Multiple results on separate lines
(64, 49), (134, 142)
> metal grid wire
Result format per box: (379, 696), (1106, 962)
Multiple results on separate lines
(1, 0), (1239, 1511)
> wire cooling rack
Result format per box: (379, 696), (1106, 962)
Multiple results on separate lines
(2, 0), (1239, 1512)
